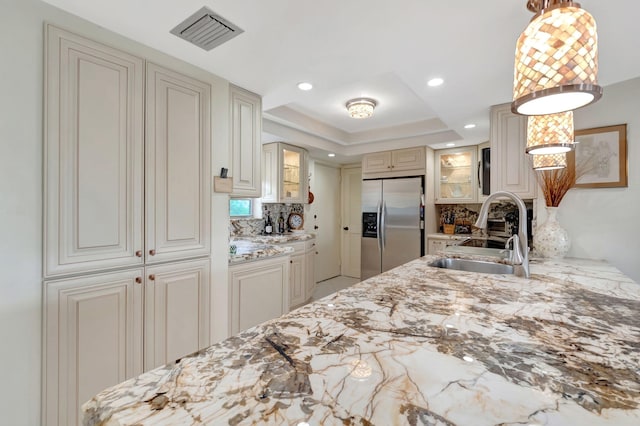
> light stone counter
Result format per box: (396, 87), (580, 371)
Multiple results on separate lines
(228, 240), (294, 265)
(83, 256), (640, 425)
(235, 232), (316, 244)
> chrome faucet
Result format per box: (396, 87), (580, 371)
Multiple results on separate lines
(475, 191), (530, 278)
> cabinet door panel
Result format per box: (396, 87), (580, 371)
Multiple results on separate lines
(435, 147), (478, 203)
(306, 243), (316, 295)
(289, 253), (306, 307)
(362, 152), (392, 173)
(146, 63), (211, 263)
(144, 259), (210, 370)
(392, 147), (425, 171)
(44, 269), (143, 426)
(231, 85), (262, 197)
(490, 104), (537, 198)
(45, 25), (144, 277)
(229, 258), (289, 335)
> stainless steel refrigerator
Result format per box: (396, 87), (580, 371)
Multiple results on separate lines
(361, 177), (424, 280)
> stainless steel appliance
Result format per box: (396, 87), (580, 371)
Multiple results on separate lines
(480, 146), (490, 196)
(361, 177), (424, 280)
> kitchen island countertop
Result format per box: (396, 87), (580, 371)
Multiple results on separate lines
(83, 256), (640, 425)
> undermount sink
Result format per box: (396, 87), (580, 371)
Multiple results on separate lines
(428, 257), (514, 275)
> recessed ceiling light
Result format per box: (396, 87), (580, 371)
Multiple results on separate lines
(446, 143), (456, 147)
(297, 82), (313, 91)
(464, 123), (476, 129)
(427, 78), (444, 87)
(327, 153), (336, 157)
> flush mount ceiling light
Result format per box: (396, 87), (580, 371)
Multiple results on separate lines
(526, 111), (574, 154)
(512, 0), (602, 116)
(346, 98), (377, 119)
(533, 153), (567, 170)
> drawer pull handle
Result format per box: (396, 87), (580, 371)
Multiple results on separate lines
(135, 277), (142, 284)
(135, 250), (142, 257)
(148, 274), (155, 281)
(149, 249), (156, 256)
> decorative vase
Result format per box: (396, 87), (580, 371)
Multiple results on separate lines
(534, 206), (571, 258)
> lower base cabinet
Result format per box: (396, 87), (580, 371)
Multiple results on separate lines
(284, 239), (317, 309)
(144, 260), (210, 370)
(305, 241), (316, 297)
(229, 256), (290, 335)
(43, 258), (210, 426)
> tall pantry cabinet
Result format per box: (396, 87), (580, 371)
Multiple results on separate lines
(43, 25), (211, 426)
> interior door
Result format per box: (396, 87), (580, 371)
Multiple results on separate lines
(341, 166), (362, 278)
(311, 163), (341, 282)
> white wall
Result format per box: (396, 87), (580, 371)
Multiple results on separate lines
(536, 77), (640, 282)
(0, 1), (231, 424)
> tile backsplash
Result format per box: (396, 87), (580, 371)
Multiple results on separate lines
(230, 203), (304, 237)
(438, 201), (533, 234)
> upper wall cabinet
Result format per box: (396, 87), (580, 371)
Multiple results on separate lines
(145, 63), (211, 264)
(45, 26), (211, 277)
(45, 25), (145, 277)
(362, 147), (425, 178)
(230, 85), (262, 197)
(262, 142), (309, 204)
(490, 103), (537, 199)
(435, 146), (478, 204)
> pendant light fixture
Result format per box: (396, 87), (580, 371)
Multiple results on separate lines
(346, 98), (377, 119)
(526, 111), (574, 154)
(533, 153), (567, 170)
(512, 0), (602, 116)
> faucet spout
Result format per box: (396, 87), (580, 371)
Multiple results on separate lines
(475, 191), (530, 278)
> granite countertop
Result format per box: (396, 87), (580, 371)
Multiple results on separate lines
(83, 256), (640, 425)
(235, 232), (316, 244)
(228, 240), (294, 265)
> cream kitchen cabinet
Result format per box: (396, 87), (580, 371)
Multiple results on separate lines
(362, 147), (426, 178)
(490, 103), (538, 199)
(44, 24), (145, 277)
(305, 240), (317, 296)
(280, 240), (317, 309)
(427, 234), (470, 254)
(145, 63), (211, 264)
(262, 142), (309, 204)
(230, 84), (262, 197)
(289, 250), (306, 307)
(143, 259), (210, 370)
(43, 269), (143, 426)
(43, 259), (210, 426)
(43, 25), (212, 426)
(435, 147), (478, 204)
(229, 256), (290, 335)
(45, 26), (211, 277)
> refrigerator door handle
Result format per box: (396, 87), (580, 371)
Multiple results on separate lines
(376, 202), (383, 253)
(380, 201), (387, 251)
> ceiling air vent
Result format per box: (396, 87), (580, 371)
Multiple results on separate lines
(170, 6), (244, 51)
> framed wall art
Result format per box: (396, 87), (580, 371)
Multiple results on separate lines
(568, 123), (628, 188)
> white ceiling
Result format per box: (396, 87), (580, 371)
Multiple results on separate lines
(43, 0), (640, 163)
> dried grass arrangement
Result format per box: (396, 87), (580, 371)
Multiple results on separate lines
(535, 167), (576, 207)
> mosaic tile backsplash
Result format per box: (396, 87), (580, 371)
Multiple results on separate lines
(230, 203), (304, 237)
(438, 201), (532, 235)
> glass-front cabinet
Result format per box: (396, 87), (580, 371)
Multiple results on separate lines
(262, 142), (308, 204)
(435, 147), (478, 203)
